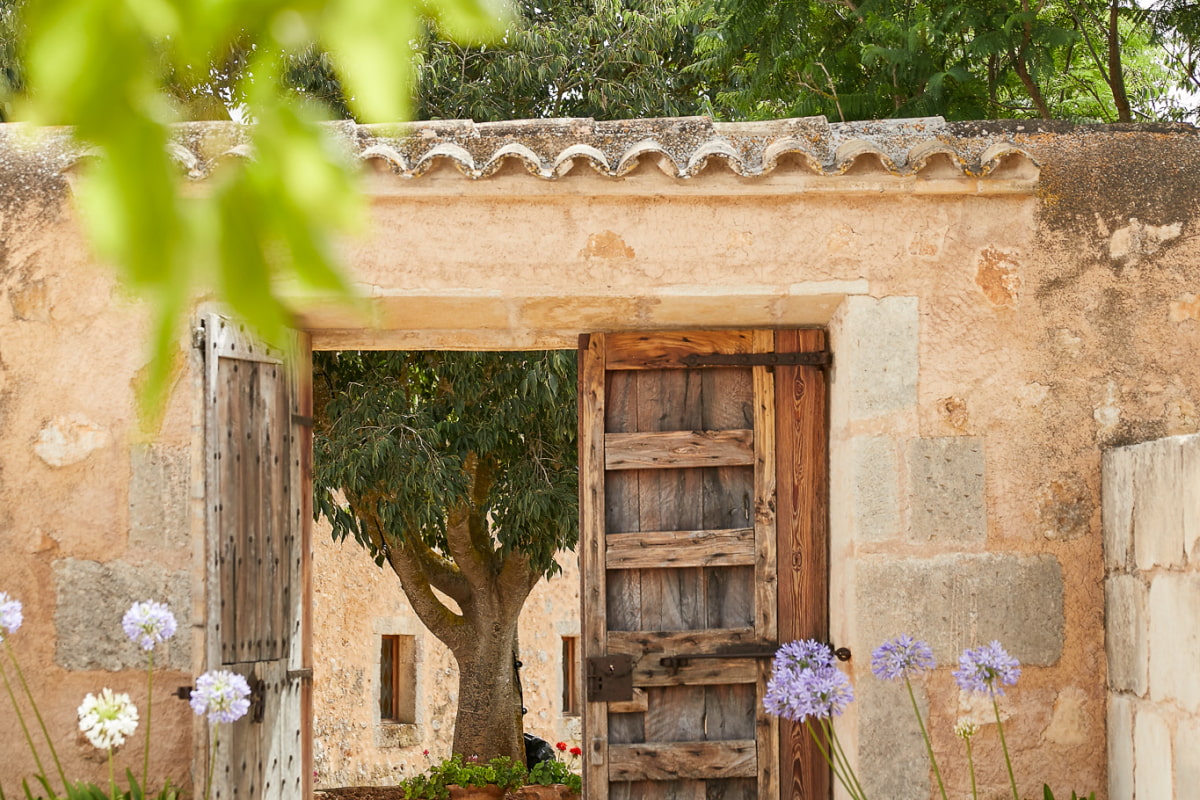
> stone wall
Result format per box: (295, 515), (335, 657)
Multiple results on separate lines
(1103, 435), (1200, 799)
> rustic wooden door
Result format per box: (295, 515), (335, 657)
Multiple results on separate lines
(579, 330), (828, 800)
(203, 314), (313, 800)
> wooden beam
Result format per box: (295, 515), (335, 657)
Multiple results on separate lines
(605, 430), (754, 470)
(608, 741), (757, 781)
(606, 528), (754, 569)
(606, 331), (754, 370)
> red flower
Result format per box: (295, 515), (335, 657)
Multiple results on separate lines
(555, 741), (568, 751)
(422, 750), (430, 757)
(569, 747), (582, 757)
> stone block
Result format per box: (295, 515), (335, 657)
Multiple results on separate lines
(1148, 572), (1200, 713)
(1134, 706), (1173, 800)
(128, 444), (190, 551)
(1104, 574), (1148, 695)
(852, 436), (900, 541)
(1176, 716), (1200, 798)
(1132, 438), (1186, 570)
(1107, 695), (1134, 800)
(907, 437), (986, 544)
(54, 558), (190, 671)
(857, 677), (929, 800)
(837, 296), (918, 420)
(856, 554), (1063, 666)
(1101, 446), (1134, 572)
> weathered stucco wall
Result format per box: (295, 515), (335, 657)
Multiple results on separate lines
(1103, 434), (1200, 800)
(312, 522), (581, 789)
(0, 139), (199, 790)
(1, 118), (1199, 799)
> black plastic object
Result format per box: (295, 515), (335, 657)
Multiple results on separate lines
(524, 733), (556, 767)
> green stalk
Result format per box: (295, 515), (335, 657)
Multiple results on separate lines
(0, 656), (51, 795)
(5, 640), (68, 790)
(825, 719), (870, 800)
(804, 721), (855, 798)
(204, 725), (219, 800)
(964, 737), (978, 800)
(108, 748), (117, 800)
(905, 677), (948, 800)
(143, 651), (154, 792)
(992, 694), (1019, 800)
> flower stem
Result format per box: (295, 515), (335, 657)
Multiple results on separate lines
(964, 737), (978, 800)
(904, 677), (948, 800)
(144, 651), (154, 792)
(991, 694), (1019, 800)
(108, 747), (117, 800)
(825, 719), (870, 800)
(204, 725), (219, 800)
(5, 639), (68, 791)
(0, 655), (51, 795)
(803, 722), (850, 796)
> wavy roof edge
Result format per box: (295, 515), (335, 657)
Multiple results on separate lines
(5, 115), (1198, 183)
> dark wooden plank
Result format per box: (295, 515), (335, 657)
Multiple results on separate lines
(607, 628), (757, 655)
(606, 332), (755, 370)
(606, 430), (754, 470)
(606, 529), (754, 569)
(775, 329), (829, 800)
(609, 742), (757, 781)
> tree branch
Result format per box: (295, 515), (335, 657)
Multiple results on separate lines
(386, 536), (471, 653)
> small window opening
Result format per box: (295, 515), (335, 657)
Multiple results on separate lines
(562, 635), (580, 716)
(380, 634), (416, 723)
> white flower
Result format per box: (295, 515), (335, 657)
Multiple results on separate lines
(954, 717), (979, 739)
(78, 688), (139, 750)
(0, 592), (22, 641)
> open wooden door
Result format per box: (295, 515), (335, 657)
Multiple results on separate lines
(202, 314), (313, 800)
(579, 330), (828, 800)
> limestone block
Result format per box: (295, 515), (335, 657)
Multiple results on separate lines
(1134, 706), (1174, 800)
(856, 554), (1063, 666)
(837, 296), (918, 420)
(852, 436), (900, 541)
(1107, 694), (1134, 800)
(1176, 716), (1200, 798)
(1132, 438), (1186, 570)
(1101, 446), (1134, 572)
(857, 677), (929, 800)
(907, 437), (986, 544)
(1148, 572), (1200, 713)
(33, 413), (109, 467)
(1104, 574), (1148, 696)
(128, 444), (190, 551)
(53, 558), (190, 671)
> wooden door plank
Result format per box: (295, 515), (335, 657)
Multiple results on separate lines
(606, 331), (755, 370)
(578, 334), (611, 800)
(605, 430), (754, 470)
(775, 329), (829, 800)
(609, 742), (757, 781)
(607, 628), (757, 654)
(296, 330), (314, 800)
(606, 528), (754, 569)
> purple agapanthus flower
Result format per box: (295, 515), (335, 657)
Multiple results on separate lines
(190, 670), (252, 724)
(953, 641), (1021, 696)
(764, 662), (854, 722)
(871, 634), (936, 681)
(0, 592), (22, 641)
(122, 601), (177, 652)
(771, 639), (835, 675)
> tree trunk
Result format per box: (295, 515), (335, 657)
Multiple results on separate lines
(450, 615), (526, 762)
(1107, 0), (1132, 122)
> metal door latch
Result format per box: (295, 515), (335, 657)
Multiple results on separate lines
(586, 654), (634, 703)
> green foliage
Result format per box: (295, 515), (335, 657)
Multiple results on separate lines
(1, 771), (179, 800)
(1037, 787), (1095, 800)
(527, 760), (582, 794)
(10, 0), (509, 417)
(398, 755), (579, 800)
(314, 350), (578, 578)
